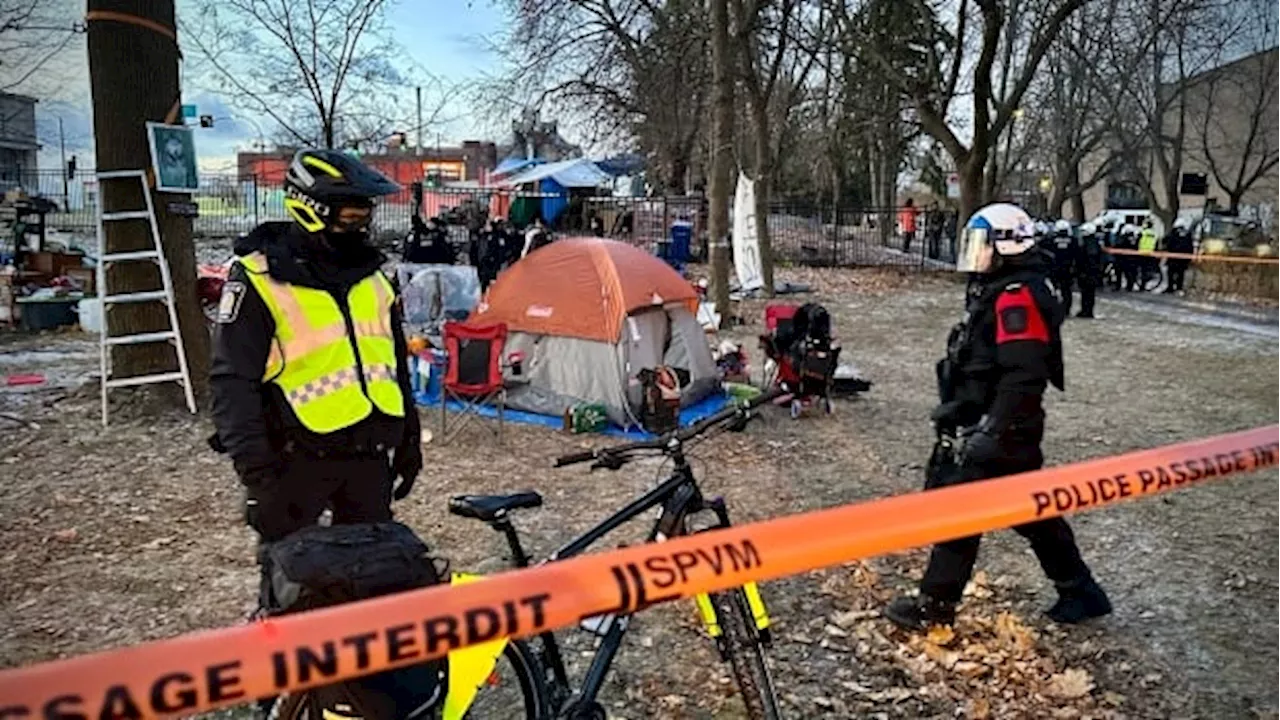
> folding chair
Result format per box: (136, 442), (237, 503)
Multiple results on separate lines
(440, 321), (508, 443)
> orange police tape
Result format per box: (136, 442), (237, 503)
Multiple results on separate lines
(1, 425), (1276, 718)
(1104, 246), (1280, 265)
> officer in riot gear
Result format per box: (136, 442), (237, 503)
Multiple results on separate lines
(1075, 222), (1102, 318)
(1116, 224), (1140, 291)
(884, 202), (1111, 632)
(1048, 219), (1077, 317)
(1164, 217), (1195, 293)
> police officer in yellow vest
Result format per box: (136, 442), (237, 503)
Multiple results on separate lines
(1137, 218), (1160, 282)
(211, 149), (422, 543)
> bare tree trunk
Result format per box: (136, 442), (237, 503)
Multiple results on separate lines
(749, 101), (775, 297)
(957, 155), (985, 226)
(1066, 162), (1085, 220)
(708, 0), (733, 320)
(87, 0), (210, 403)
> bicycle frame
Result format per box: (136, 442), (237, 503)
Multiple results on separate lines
(483, 442), (769, 715)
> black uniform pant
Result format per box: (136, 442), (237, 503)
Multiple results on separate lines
(919, 439), (1091, 604)
(1118, 256), (1138, 291)
(245, 450), (394, 543)
(1051, 270), (1073, 317)
(1166, 260), (1190, 292)
(1078, 278), (1097, 317)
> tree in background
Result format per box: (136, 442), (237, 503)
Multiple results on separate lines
(0, 0), (83, 94)
(857, 0), (1087, 223)
(86, 0), (209, 402)
(183, 0), (443, 150)
(488, 0), (709, 193)
(1186, 1), (1278, 215)
(730, 0), (818, 296)
(1089, 0), (1258, 228)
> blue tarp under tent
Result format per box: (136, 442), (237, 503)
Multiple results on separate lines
(416, 387), (731, 440)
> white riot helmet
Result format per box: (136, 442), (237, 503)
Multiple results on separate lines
(1120, 223), (1138, 237)
(1173, 216), (1192, 232)
(1054, 219), (1071, 235)
(1033, 221), (1050, 238)
(1080, 222), (1097, 236)
(955, 203), (1037, 273)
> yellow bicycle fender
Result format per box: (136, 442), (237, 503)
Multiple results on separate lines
(442, 573), (511, 720)
(743, 582), (771, 632)
(693, 592), (722, 637)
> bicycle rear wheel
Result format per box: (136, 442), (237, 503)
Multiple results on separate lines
(267, 641), (546, 720)
(710, 590), (782, 720)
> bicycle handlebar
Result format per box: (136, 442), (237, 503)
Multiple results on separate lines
(553, 388), (786, 468)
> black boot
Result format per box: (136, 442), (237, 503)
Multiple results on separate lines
(884, 593), (956, 632)
(1046, 576), (1112, 624)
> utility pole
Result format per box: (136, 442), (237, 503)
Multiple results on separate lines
(86, 0), (210, 402)
(708, 0), (733, 323)
(415, 86), (423, 156)
(58, 117), (69, 209)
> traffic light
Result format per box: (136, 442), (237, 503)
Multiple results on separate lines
(199, 115), (214, 128)
(66, 155), (77, 180)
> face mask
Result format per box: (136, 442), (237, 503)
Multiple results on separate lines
(323, 228), (371, 255)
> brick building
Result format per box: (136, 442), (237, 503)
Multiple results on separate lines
(237, 141), (499, 186)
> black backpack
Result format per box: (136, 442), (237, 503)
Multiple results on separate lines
(262, 523), (448, 719)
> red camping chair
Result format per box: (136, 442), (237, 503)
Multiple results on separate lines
(440, 321), (509, 443)
(759, 304), (798, 388)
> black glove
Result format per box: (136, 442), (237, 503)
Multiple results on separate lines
(391, 444), (423, 500)
(958, 420), (1001, 466)
(930, 401), (964, 433)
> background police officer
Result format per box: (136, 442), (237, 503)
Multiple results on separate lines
(1048, 219), (1078, 317)
(884, 202), (1111, 631)
(211, 149), (422, 545)
(1163, 217), (1195, 293)
(1075, 222), (1103, 318)
(1116, 223), (1140, 291)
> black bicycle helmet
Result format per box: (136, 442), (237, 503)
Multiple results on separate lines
(283, 149), (401, 233)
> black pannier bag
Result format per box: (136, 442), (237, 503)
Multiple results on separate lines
(262, 522), (449, 720)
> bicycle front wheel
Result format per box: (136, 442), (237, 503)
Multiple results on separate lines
(266, 640), (547, 720)
(462, 639), (548, 719)
(710, 590), (782, 720)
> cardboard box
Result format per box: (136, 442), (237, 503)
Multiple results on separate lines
(64, 267), (95, 295)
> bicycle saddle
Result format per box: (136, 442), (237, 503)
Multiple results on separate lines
(448, 492), (543, 521)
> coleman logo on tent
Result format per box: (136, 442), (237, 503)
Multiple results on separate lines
(526, 304), (554, 318)
(650, 292), (664, 305)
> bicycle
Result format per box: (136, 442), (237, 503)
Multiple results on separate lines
(443, 389), (785, 719)
(267, 390), (783, 719)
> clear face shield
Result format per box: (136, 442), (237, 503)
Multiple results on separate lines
(955, 227), (994, 273)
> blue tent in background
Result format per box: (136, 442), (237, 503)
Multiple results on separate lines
(498, 158), (612, 223)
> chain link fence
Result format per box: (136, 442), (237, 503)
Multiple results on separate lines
(15, 170), (955, 270)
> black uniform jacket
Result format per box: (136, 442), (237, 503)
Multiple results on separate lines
(210, 222), (420, 485)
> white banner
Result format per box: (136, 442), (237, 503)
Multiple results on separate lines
(732, 172), (764, 292)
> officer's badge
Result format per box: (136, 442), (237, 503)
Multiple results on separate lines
(1000, 306), (1029, 334)
(217, 281), (246, 323)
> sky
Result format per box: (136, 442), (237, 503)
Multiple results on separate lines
(20, 0), (508, 173)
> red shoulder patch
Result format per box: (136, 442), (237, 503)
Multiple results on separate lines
(995, 284), (1049, 344)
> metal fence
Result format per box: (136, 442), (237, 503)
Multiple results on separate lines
(15, 170), (953, 270)
(14, 169), (430, 240)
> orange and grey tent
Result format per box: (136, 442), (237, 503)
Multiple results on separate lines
(470, 237), (717, 426)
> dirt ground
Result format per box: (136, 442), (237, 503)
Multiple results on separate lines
(1, 266), (1276, 719)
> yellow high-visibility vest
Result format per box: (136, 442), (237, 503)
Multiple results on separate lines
(237, 252), (404, 434)
(1138, 228), (1158, 253)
